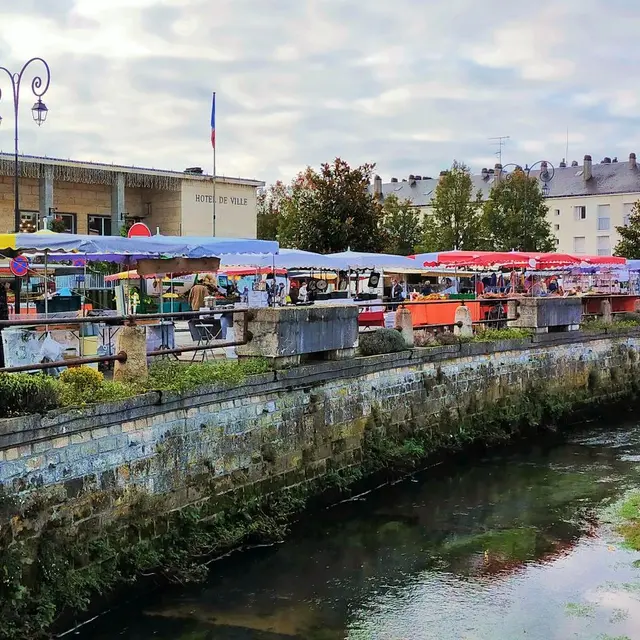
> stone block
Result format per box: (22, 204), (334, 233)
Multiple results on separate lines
(235, 305), (358, 360)
(508, 297), (582, 330)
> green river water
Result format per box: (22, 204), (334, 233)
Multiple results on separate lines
(75, 421), (640, 640)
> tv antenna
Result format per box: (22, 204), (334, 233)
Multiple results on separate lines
(489, 136), (510, 164)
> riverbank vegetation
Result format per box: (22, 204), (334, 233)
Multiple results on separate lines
(0, 358), (271, 418)
(609, 491), (640, 551)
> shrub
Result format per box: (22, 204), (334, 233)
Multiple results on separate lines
(60, 366), (104, 391)
(471, 327), (533, 342)
(0, 373), (60, 418)
(147, 358), (271, 392)
(615, 312), (640, 324)
(358, 328), (407, 356)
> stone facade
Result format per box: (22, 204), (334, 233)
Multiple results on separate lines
(0, 155), (263, 237)
(1, 332), (638, 504)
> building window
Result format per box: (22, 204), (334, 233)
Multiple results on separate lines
(19, 211), (39, 233)
(624, 215), (631, 226)
(51, 213), (77, 234)
(554, 209), (560, 216)
(554, 224), (560, 231)
(574, 206), (587, 220)
(88, 215), (112, 236)
(597, 204), (610, 231)
(555, 238), (560, 246)
(573, 236), (586, 253)
(597, 235), (611, 256)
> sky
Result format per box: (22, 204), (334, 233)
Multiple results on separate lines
(0, 0), (638, 185)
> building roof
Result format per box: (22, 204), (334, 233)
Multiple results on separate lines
(0, 153), (264, 190)
(374, 158), (640, 207)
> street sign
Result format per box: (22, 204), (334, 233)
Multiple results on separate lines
(128, 222), (152, 238)
(10, 255), (29, 277)
(72, 257), (86, 267)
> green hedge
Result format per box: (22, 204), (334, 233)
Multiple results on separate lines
(0, 373), (60, 418)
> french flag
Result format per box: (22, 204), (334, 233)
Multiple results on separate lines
(210, 92), (216, 149)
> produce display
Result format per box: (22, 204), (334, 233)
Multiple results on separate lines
(409, 292), (447, 301)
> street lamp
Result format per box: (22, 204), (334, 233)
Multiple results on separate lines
(0, 57), (51, 233)
(0, 58), (51, 316)
(501, 160), (555, 251)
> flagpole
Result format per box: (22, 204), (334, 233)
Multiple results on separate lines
(213, 145), (216, 236)
(211, 91), (216, 237)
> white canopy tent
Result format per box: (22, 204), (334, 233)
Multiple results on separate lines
(219, 248), (346, 271)
(326, 250), (427, 272)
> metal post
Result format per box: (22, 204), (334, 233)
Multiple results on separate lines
(0, 57), (51, 316)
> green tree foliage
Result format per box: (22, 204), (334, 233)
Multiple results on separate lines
(419, 161), (484, 251)
(256, 181), (288, 241)
(614, 200), (640, 258)
(483, 169), (554, 252)
(381, 194), (423, 255)
(278, 158), (385, 252)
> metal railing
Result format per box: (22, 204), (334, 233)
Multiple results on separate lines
(0, 308), (248, 373)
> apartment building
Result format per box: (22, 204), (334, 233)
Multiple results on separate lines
(0, 154), (264, 238)
(372, 153), (640, 255)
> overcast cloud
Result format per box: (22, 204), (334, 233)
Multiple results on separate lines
(0, 0), (638, 184)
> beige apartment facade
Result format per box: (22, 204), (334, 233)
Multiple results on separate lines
(373, 153), (640, 256)
(0, 154), (264, 238)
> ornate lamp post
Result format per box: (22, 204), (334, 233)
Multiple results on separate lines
(0, 57), (51, 233)
(501, 160), (555, 251)
(0, 58), (50, 315)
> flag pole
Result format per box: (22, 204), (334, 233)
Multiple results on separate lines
(211, 91), (217, 237)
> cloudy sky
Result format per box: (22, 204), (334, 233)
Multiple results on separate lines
(0, 0), (638, 185)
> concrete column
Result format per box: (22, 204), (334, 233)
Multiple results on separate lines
(395, 307), (414, 347)
(111, 173), (125, 235)
(39, 165), (54, 229)
(113, 325), (148, 383)
(454, 304), (473, 337)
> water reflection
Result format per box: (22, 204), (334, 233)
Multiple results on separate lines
(77, 425), (640, 640)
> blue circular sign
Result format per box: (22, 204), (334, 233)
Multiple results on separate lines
(10, 255), (29, 277)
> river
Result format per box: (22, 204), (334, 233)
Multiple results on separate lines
(75, 421), (640, 640)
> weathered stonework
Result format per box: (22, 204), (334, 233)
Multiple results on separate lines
(1, 330), (639, 637)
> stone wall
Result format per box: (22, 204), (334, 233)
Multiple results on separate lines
(1, 331), (640, 636)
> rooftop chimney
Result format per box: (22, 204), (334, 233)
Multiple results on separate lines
(583, 155), (592, 181)
(602, 157), (611, 164)
(613, 157), (618, 163)
(559, 159), (567, 168)
(571, 160), (578, 167)
(494, 163), (503, 182)
(415, 175), (422, 180)
(408, 174), (415, 180)
(184, 166), (203, 174)
(391, 177), (398, 182)
(373, 174), (383, 198)
(630, 153), (637, 169)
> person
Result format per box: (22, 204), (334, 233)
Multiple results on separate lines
(391, 279), (404, 301)
(299, 282), (308, 303)
(475, 279), (485, 296)
(188, 281), (208, 311)
(442, 278), (457, 295)
(289, 281), (300, 304)
(420, 280), (433, 295)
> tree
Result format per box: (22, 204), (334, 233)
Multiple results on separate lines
(419, 161), (484, 252)
(256, 181), (288, 241)
(381, 194), (423, 255)
(614, 200), (640, 258)
(277, 158), (385, 253)
(482, 169), (554, 252)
